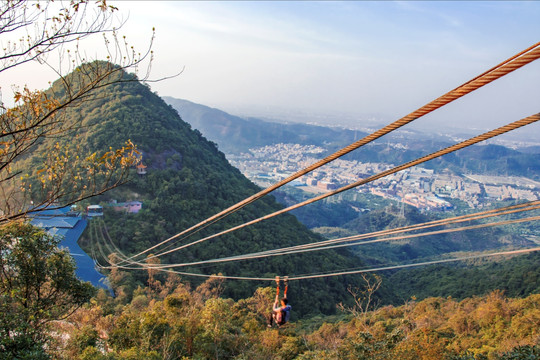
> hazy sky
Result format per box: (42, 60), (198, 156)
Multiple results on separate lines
(4, 1), (540, 135)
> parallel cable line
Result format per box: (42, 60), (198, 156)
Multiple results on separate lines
(95, 262), (273, 281)
(89, 219), (125, 269)
(111, 201), (540, 268)
(145, 113), (540, 260)
(103, 201), (540, 270)
(224, 201), (540, 258)
(120, 42), (540, 264)
(102, 246), (540, 282)
(287, 247), (540, 281)
(112, 211), (540, 270)
(272, 214), (540, 258)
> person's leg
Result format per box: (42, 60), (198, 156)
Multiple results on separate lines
(267, 312), (275, 327)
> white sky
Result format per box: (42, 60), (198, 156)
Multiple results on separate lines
(3, 1), (540, 136)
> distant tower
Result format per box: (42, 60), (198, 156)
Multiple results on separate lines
(136, 163), (147, 176)
(399, 200), (405, 219)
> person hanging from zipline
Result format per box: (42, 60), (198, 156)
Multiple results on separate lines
(268, 276), (291, 327)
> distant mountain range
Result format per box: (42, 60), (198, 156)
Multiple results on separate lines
(164, 97), (540, 180)
(163, 96), (372, 154)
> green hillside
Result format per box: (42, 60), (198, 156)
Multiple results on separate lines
(18, 64), (368, 317)
(385, 252), (540, 302)
(340, 205), (534, 264)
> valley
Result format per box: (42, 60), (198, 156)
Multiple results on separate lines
(3, 2), (540, 358)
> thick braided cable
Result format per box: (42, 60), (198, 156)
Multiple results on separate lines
(147, 113), (540, 259)
(122, 43), (540, 263)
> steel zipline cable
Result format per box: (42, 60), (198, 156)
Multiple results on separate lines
(138, 112), (540, 262)
(225, 201), (540, 258)
(286, 247), (540, 281)
(105, 203), (540, 270)
(110, 201), (540, 269)
(118, 42), (540, 265)
(99, 246), (540, 282)
(97, 201), (540, 268)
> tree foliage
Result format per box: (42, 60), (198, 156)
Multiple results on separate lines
(0, 222), (96, 358)
(385, 252), (540, 303)
(51, 281), (540, 359)
(0, 0), (156, 222)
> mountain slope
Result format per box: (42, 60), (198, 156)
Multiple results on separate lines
(20, 66), (365, 317)
(385, 251), (540, 301)
(340, 205), (534, 264)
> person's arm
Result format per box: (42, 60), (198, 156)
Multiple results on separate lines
(272, 295), (280, 312)
(273, 276), (280, 311)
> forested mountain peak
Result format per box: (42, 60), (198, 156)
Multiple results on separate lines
(18, 64), (366, 317)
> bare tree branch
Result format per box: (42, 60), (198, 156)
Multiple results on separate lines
(0, 0), (169, 222)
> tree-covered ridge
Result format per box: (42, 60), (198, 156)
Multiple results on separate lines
(56, 279), (540, 360)
(3, 61), (143, 222)
(15, 64), (366, 316)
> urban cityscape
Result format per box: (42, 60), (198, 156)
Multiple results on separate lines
(228, 143), (540, 211)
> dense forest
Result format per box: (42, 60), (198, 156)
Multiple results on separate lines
(386, 252), (540, 302)
(45, 276), (540, 359)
